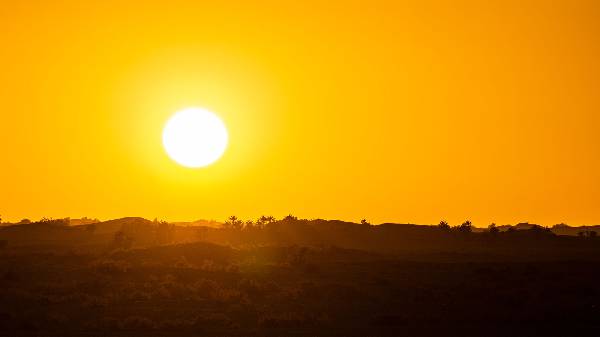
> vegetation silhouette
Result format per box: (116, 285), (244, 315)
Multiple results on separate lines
(437, 220), (450, 231)
(1, 215), (600, 336)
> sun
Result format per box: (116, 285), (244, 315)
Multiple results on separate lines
(162, 108), (228, 168)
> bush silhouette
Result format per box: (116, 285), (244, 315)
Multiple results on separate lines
(438, 220), (450, 231)
(455, 220), (472, 233)
(223, 216), (244, 230)
(283, 214), (298, 222)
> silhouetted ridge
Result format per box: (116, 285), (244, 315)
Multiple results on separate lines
(92, 217), (153, 234)
(0, 217), (599, 259)
(1, 217), (600, 336)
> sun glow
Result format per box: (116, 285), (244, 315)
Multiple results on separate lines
(162, 108), (228, 168)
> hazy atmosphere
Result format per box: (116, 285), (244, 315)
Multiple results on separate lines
(2, 2), (600, 336)
(2, 0), (600, 225)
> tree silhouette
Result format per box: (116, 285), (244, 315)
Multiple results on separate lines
(361, 219), (371, 225)
(255, 215), (276, 228)
(456, 220), (472, 233)
(224, 216), (244, 230)
(255, 216), (267, 229)
(488, 223), (499, 234)
(283, 214), (298, 222)
(438, 220), (450, 231)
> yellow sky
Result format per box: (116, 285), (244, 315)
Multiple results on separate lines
(1, 0), (599, 226)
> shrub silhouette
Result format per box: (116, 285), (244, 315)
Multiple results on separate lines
(438, 220), (450, 231)
(283, 214), (298, 222)
(255, 216), (267, 228)
(38, 217), (70, 226)
(455, 220), (472, 233)
(223, 216), (244, 230)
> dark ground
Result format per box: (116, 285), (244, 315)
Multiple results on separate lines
(1, 218), (599, 336)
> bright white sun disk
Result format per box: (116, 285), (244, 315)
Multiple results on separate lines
(162, 108), (228, 168)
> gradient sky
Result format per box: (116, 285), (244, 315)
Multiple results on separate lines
(1, 0), (599, 226)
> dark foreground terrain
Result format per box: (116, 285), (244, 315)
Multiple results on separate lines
(1, 217), (599, 336)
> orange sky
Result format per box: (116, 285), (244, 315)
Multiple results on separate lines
(1, 0), (599, 226)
